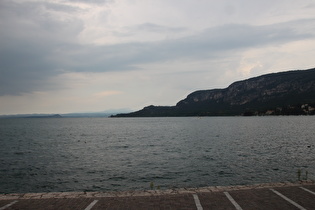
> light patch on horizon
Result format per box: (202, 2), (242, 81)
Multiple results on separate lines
(93, 90), (123, 98)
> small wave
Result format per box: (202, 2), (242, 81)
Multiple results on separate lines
(108, 176), (126, 181)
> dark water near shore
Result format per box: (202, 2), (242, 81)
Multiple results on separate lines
(0, 116), (314, 194)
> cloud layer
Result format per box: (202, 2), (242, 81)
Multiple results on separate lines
(1, 0), (315, 114)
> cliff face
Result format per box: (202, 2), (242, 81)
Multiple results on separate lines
(177, 69), (315, 109)
(112, 68), (315, 117)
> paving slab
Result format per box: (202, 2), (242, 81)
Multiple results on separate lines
(0, 200), (14, 208)
(198, 192), (236, 209)
(2, 198), (95, 210)
(0, 182), (314, 210)
(303, 185), (315, 192)
(92, 194), (197, 210)
(274, 186), (315, 210)
(228, 188), (298, 210)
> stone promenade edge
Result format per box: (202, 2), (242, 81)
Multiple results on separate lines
(1, 180), (314, 200)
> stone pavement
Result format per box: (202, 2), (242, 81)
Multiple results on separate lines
(0, 181), (315, 210)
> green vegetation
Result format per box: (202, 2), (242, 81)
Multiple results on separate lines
(149, 182), (160, 190)
(297, 169), (309, 181)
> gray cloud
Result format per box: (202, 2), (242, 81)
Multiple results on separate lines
(41, 2), (80, 13)
(64, 0), (113, 5)
(87, 20), (314, 68)
(0, 0), (314, 97)
(135, 23), (187, 33)
(0, 38), (61, 95)
(110, 23), (187, 38)
(0, 0), (83, 95)
(70, 19), (315, 70)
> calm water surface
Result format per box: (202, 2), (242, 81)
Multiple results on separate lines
(0, 116), (314, 193)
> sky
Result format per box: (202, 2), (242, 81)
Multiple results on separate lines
(1, 0), (315, 115)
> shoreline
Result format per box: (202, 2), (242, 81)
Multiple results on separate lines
(1, 180), (313, 200)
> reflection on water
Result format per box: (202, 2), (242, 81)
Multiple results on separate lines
(0, 116), (314, 193)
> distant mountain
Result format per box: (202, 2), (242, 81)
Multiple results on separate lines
(26, 114), (62, 118)
(0, 114), (63, 119)
(112, 67), (315, 117)
(61, 109), (132, 118)
(0, 109), (133, 119)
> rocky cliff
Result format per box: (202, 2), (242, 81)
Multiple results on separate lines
(112, 67), (315, 117)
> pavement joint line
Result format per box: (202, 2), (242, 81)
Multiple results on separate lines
(84, 200), (98, 210)
(0, 200), (18, 210)
(192, 194), (203, 210)
(300, 187), (315, 195)
(270, 188), (306, 210)
(223, 192), (243, 210)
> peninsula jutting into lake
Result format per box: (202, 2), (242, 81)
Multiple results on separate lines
(112, 67), (315, 117)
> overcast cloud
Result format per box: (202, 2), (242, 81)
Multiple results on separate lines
(1, 0), (315, 114)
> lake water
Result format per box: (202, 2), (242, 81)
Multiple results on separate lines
(0, 116), (314, 194)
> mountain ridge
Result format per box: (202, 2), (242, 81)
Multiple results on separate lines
(112, 67), (315, 117)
